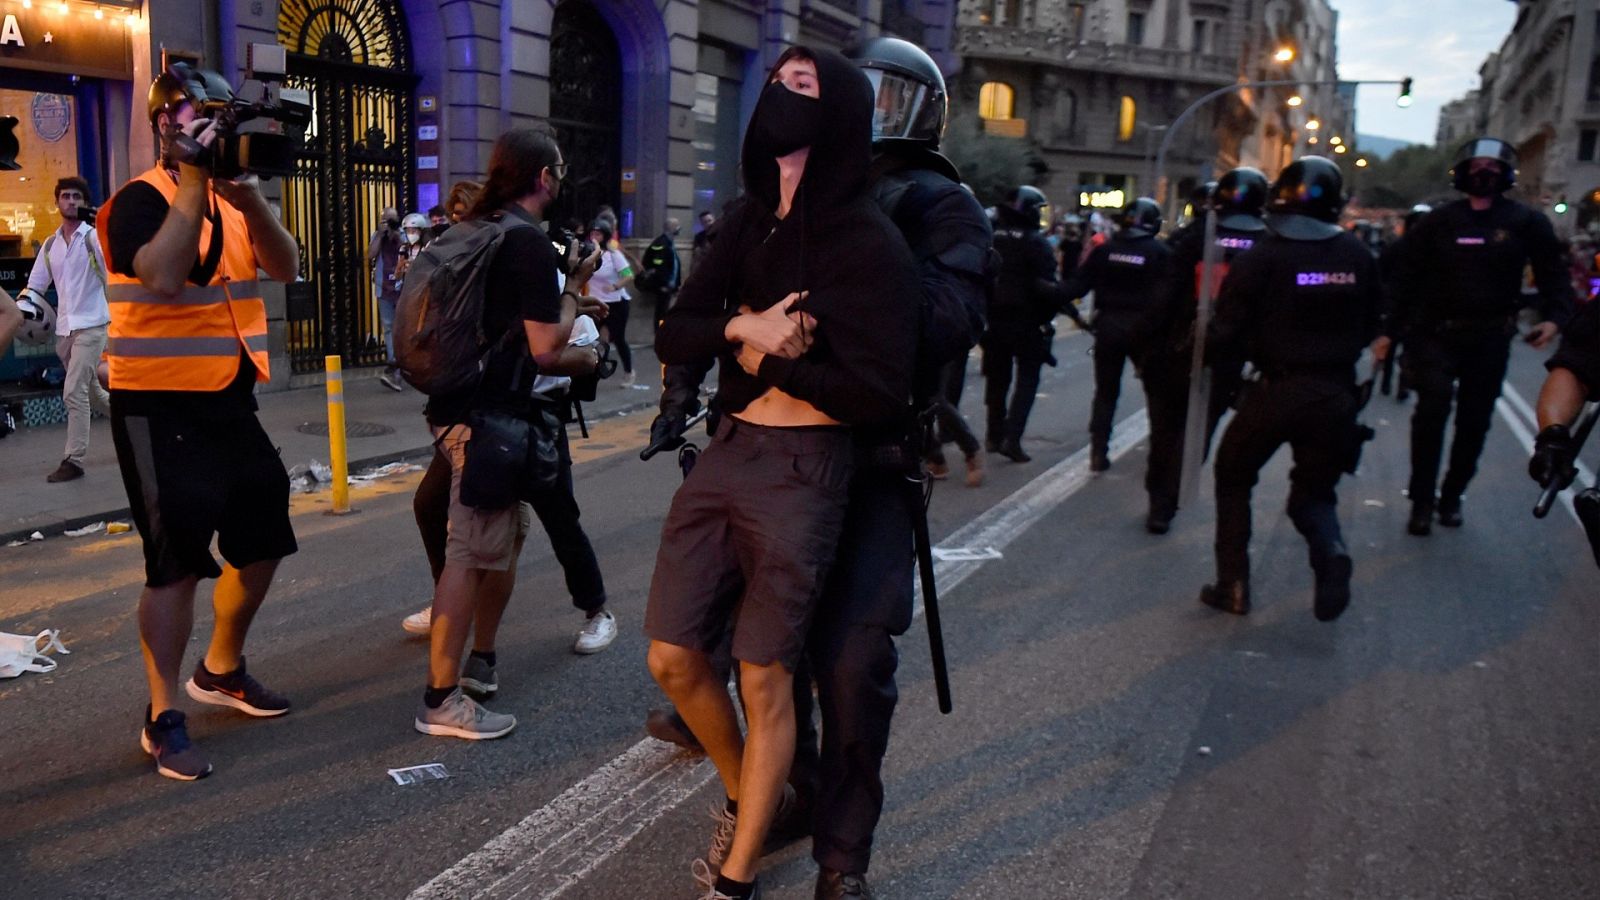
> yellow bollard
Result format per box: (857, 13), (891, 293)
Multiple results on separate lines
(325, 355), (352, 514)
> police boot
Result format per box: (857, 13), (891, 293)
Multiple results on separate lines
(1436, 493), (1464, 528)
(1311, 542), (1354, 622)
(1406, 500), (1433, 536)
(997, 437), (1031, 463)
(1199, 580), (1250, 616)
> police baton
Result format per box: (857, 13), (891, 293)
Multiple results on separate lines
(1534, 402), (1598, 518)
(904, 475), (953, 714)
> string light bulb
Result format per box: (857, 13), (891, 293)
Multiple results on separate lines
(94, 7), (104, 19)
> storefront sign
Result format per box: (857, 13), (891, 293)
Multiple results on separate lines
(417, 155), (437, 170)
(0, 8), (134, 80)
(1078, 188), (1126, 209)
(417, 125), (437, 141)
(621, 168), (636, 195)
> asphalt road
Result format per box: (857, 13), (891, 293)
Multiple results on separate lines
(2, 330), (1596, 900)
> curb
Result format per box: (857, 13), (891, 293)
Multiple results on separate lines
(0, 395), (663, 547)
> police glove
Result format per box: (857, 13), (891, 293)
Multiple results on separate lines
(1530, 424), (1578, 488)
(642, 411), (688, 460)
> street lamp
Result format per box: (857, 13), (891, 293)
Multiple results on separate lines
(1306, 118), (1321, 131)
(1309, 135), (1319, 145)
(1274, 46), (1295, 63)
(1287, 95), (1304, 107)
(1329, 135), (1342, 146)
(1334, 144), (1348, 154)
(1355, 157), (1369, 168)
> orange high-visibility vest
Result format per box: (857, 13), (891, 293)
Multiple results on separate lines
(96, 168), (267, 391)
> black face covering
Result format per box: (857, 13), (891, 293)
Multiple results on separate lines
(1463, 168), (1503, 198)
(750, 81), (824, 157)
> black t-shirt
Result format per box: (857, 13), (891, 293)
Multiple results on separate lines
(105, 178), (258, 420)
(1548, 300), (1600, 395)
(424, 209), (565, 427)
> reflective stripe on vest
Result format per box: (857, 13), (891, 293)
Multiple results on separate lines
(98, 168), (269, 392)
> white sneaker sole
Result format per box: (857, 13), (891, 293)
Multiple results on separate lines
(184, 678), (290, 717)
(139, 729), (212, 781)
(401, 617), (432, 636)
(459, 676), (497, 696)
(572, 634), (616, 655)
(413, 717), (516, 740)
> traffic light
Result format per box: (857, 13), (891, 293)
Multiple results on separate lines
(1555, 196), (1569, 214)
(0, 116), (20, 170)
(1397, 78), (1414, 108)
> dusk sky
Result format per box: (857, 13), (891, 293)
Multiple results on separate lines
(1331, 0), (1517, 146)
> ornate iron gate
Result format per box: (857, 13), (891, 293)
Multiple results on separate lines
(548, 0), (621, 232)
(277, 0), (413, 374)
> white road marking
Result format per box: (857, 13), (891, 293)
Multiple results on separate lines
(408, 411), (1153, 900)
(1496, 383), (1595, 528)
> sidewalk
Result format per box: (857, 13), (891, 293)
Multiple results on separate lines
(0, 339), (667, 543)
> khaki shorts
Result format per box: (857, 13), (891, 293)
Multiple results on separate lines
(434, 424), (532, 571)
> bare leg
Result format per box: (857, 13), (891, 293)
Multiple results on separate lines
(649, 640), (745, 799)
(470, 565), (516, 654)
(430, 563), (486, 687)
(719, 659), (796, 882)
(204, 559), (279, 674)
(138, 577), (199, 718)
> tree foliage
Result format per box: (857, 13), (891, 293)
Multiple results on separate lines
(1348, 142), (1457, 208)
(942, 118), (1047, 208)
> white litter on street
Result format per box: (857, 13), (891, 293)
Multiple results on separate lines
(389, 763), (450, 785)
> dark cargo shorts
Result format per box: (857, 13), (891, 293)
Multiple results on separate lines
(645, 418), (854, 671)
(112, 411), (299, 588)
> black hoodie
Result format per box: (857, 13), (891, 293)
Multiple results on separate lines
(655, 47), (919, 427)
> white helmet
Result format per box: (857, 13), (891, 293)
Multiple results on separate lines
(401, 212), (429, 231)
(14, 290), (56, 345)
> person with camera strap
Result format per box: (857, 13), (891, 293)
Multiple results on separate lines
(96, 63), (302, 781)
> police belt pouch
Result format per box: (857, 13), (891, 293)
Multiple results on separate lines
(459, 406), (561, 510)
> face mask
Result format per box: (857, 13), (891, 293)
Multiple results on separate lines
(1463, 168), (1502, 198)
(750, 81), (824, 157)
(405, 230), (422, 244)
(0, 628), (69, 679)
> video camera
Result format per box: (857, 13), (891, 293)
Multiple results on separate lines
(553, 227), (599, 277)
(165, 44), (311, 181)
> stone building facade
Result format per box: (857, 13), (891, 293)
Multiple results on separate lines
(1436, 90), (1482, 147)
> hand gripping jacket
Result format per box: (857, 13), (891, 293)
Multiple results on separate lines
(96, 168), (267, 391)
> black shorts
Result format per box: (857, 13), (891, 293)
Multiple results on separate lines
(111, 410), (298, 588)
(645, 419), (854, 671)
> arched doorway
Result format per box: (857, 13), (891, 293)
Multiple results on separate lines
(277, 0), (414, 374)
(548, 0), (622, 234)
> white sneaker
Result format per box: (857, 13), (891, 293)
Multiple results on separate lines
(573, 609), (618, 654)
(619, 370), (637, 388)
(402, 605), (432, 635)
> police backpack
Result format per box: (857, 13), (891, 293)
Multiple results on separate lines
(393, 214), (531, 395)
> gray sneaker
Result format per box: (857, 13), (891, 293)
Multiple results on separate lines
(413, 688), (516, 740)
(460, 655), (498, 697)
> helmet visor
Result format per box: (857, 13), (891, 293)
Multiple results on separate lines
(864, 68), (928, 142)
(1459, 138), (1517, 168)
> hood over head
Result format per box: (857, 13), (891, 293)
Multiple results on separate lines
(741, 46), (875, 217)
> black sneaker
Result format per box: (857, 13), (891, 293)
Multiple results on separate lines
(1406, 502), (1433, 536)
(186, 657), (290, 717)
(1437, 495), (1464, 528)
(996, 439), (1031, 463)
(1199, 581), (1250, 616)
(140, 707), (213, 781)
(1090, 449), (1111, 472)
(1145, 510), (1173, 535)
(46, 459), (84, 483)
(815, 869), (874, 900)
(1313, 550), (1354, 622)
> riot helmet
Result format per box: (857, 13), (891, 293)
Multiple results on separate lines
(1000, 185), (1050, 231)
(1450, 137), (1518, 197)
(1185, 180), (1217, 221)
(147, 62), (234, 127)
(1265, 156), (1346, 240)
(1403, 203), (1432, 232)
(1117, 197), (1163, 238)
(1213, 167), (1269, 231)
(847, 37), (947, 150)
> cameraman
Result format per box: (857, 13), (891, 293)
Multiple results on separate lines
(98, 65), (301, 780)
(367, 205), (403, 390)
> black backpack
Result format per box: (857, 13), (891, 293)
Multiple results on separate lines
(394, 214), (533, 395)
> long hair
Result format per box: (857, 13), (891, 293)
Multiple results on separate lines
(468, 127), (561, 220)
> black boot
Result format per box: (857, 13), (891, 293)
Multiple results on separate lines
(1312, 543), (1353, 622)
(1090, 445), (1110, 472)
(1407, 501), (1433, 536)
(997, 437), (1031, 463)
(815, 869), (874, 900)
(1145, 506), (1173, 535)
(1436, 494), (1463, 528)
(1199, 580), (1250, 615)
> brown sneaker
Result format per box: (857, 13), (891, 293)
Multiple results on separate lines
(964, 452), (985, 487)
(46, 459), (84, 483)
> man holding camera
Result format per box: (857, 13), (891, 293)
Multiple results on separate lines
(97, 65), (301, 780)
(367, 205), (405, 390)
(25, 176), (112, 483)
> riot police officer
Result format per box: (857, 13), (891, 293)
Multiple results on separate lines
(1062, 197), (1172, 472)
(984, 185), (1087, 462)
(1201, 157), (1384, 621)
(1376, 203), (1431, 402)
(644, 37), (992, 900)
(1529, 298), (1600, 562)
(1389, 137), (1572, 535)
(1142, 167), (1268, 532)
(1165, 179), (1218, 249)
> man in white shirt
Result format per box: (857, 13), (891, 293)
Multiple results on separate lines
(26, 176), (111, 483)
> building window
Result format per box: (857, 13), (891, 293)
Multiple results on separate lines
(1127, 11), (1146, 46)
(1069, 3), (1087, 39)
(1117, 95), (1137, 142)
(1582, 129), (1598, 162)
(980, 0), (1021, 27)
(1192, 19), (1210, 54)
(980, 82), (1016, 120)
(1589, 55), (1600, 101)
(0, 89), (81, 259)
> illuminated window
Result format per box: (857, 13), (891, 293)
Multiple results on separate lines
(979, 82), (1016, 121)
(1117, 95), (1137, 142)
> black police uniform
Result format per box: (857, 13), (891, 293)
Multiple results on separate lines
(1393, 196), (1571, 519)
(1207, 228), (1382, 602)
(984, 214), (1082, 456)
(1143, 219), (1264, 521)
(1546, 299), (1600, 394)
(1063, 232), (1172, 463)
(649, 147), (992, 879)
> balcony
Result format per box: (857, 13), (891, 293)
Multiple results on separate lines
(957, 26), (1236, 85)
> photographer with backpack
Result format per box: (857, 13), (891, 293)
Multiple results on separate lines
(398, 127), (607, 740)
